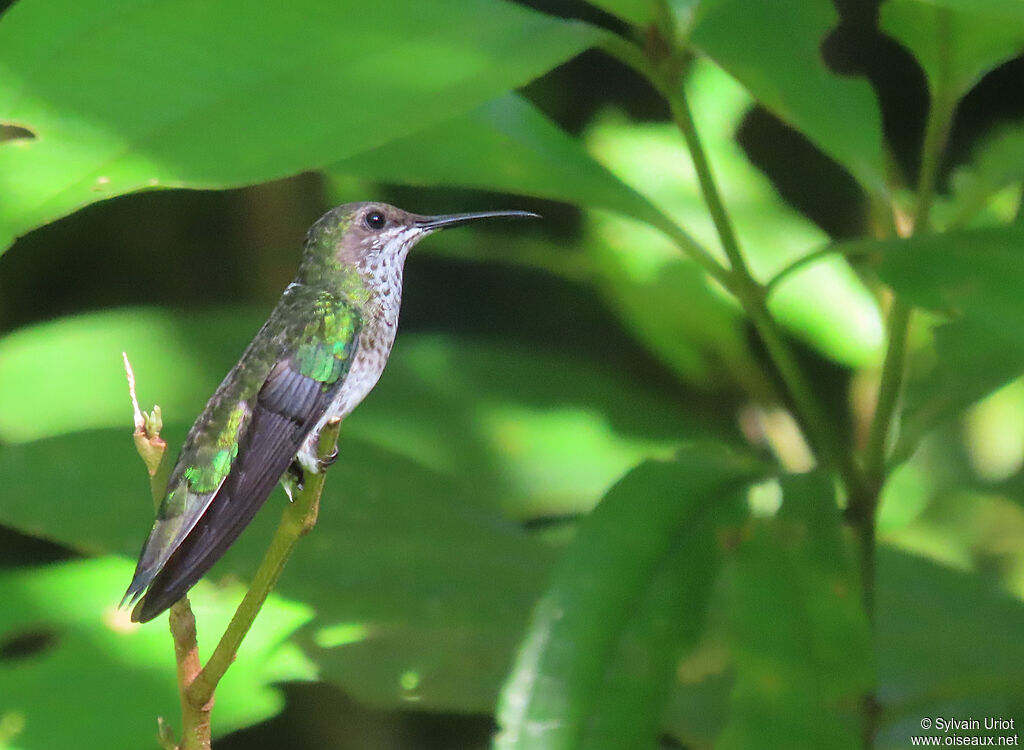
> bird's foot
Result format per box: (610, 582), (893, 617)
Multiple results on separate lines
(318, 445), (339, 469)
(283, 460), (304, 502)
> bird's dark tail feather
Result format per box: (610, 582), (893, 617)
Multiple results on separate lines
(131, 406), (308, 622)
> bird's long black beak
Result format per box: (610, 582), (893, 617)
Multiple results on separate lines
(415, 209), (540, 231)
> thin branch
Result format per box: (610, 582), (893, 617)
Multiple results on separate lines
(764, 244), (876, 296)
(598, 35), (736, 292)
(863, 11), (956, 489)
(664, 84), (747, 278)
(853, 14), (956, 750)
(187, 417), (343, 708)
(126, 357), (343, 748)
(125, 353), (206, 750)
(171, 599), (209, 750)
(663, 76), (866, 499)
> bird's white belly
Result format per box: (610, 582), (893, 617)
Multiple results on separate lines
(294, 323), (396, 474)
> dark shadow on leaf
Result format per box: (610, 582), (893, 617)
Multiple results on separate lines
(0, 124), (36, 143)
(0, 627), (59, 661)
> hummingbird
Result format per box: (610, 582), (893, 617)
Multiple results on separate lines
(123, 201), (537, 623)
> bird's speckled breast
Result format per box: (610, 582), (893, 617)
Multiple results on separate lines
(296, 271), (403, 473)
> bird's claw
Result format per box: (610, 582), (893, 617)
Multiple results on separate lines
(318, 446), (339, 469)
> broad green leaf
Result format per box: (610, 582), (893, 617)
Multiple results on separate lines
(947, 125), (1024, 229)
(0, 308), (721, 516)
(583, 0), (655, 26)
(875, 547), (1024, 745)
(691, 0), (887, 198)
(588, 61), (884, 369)
(0, 429), (556, 714)
(327, 93), (678, 241)
(915, 0), (1024, 23)
(587, 212), (759, 389)
(717, 473), (872, 750)
(898, 320), (1024, 459)
(0, 557), (314, 750)
(865, 225), (1024, 344)
(0, 0), (600, 254)
(329, 88), (757, 389)
(0, 308), (243, 444)
(0, 304), (734, 713)
(582, 0), (721, 36)
(881, 0), (1024, 103)
(494, 446), (762, 750)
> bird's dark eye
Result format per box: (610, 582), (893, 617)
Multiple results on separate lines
(364, 211), (386, 230)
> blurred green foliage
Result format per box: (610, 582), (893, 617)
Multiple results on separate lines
(1, 0), (1023, 749)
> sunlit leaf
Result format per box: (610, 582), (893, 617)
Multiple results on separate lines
(0, 558), (314, 750)
(587, 210), (759, 390)
(0, 429), (557, 713)
(717, 473), (871, 750)
(908, 0), (1024, 22)
(495, 446), (762, 750)
(0, 0), (600, 253)
(0, 308), (721, 516)
(881, 0), (1024, 102)
(865, 225), (1024, 343)
(327, 93), (676, 242)
(898, 320), (1024, 459)
(329, 88), (758, 389)
(691, 0), (887, 197)
(947, 125), (1024, 229)
(963, 380), (1024, 483)
(0, 304), (734, 714)
(0, 308), (244, 443)
(587, 61), (884, 369)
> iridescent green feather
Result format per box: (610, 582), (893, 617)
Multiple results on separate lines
(295, 290), (361, 387)
(126, 262), (366, 605)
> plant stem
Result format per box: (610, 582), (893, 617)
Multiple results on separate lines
(862, 301), (912, 487)
(598, 36), (736, 292)
(663, 77), (865, 498)
(852, 17), (955, 749)
(125, 354), (210, 750)
(764, 244), (878, 296)
(171, 598), (209, 750)
(127, 355), (343, 747)
(665, 87), (747, 276)
(864, 11), (955, 478)
(187, 417), (343, 707)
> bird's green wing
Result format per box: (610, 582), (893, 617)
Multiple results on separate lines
(123, 290), (362, 620)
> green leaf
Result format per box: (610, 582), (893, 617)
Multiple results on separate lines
(898, 320), (1024, 459)
(0, 0), (600, 254)
(330, 89), (758, 388)
(875, 547), (1024, 744)
(866, 225), (1024, 343)
(0, 557), (314, 750)
(0, 305), (733, 713)
(881, 0), (1024, 103)
(717, 473), (872, 750)
(0, 308), (242, 444)
(328, 93), (677, 240)
(691, 0), (887, 197)
(0, 428), (557, 714)
(583, 0), (656, 26)
(586, 214), (760, 389)
(587, 61), (884, 369)
(947, 125), (1024, 229)
(494, 446), (762, 750)
(909, 0), (1024, 23)
(0, 308), (720, 516)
